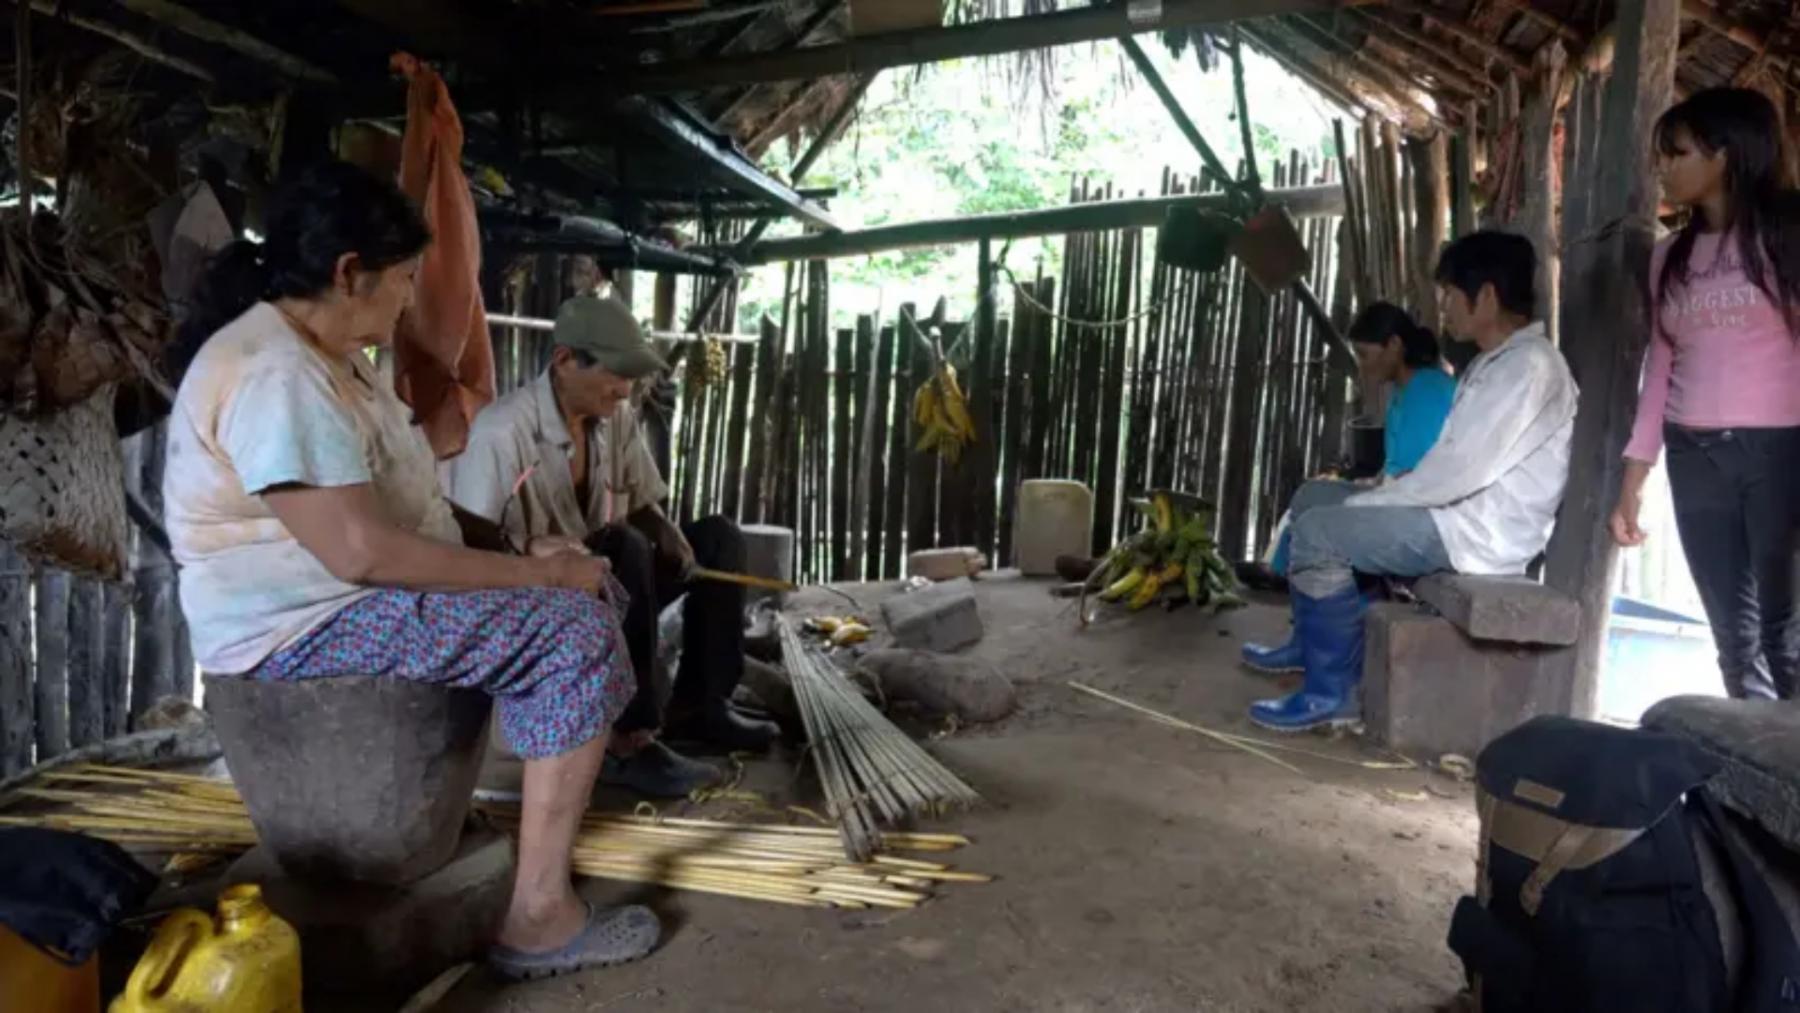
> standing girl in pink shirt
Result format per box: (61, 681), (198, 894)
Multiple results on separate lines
(1610, 87), (1800, 701)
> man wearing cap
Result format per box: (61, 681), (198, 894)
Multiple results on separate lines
(443, 296), (779, 797)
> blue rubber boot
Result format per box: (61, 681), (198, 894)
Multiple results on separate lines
(1240, 597), (1303, 675)
(1248, 585), (1366, 732)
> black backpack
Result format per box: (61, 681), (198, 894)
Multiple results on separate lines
(1448, 715), (1800, 1013)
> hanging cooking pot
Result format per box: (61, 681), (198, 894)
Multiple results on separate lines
(1157, 206), (1238, 273)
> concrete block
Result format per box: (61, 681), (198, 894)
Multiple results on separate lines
(205, 675), (492, 885)
(1364, 603), (1572, 760)
(907, 547), (988, 581)
(226, 827), (514, 998)
(1411, 573), (1581, 646)
(879, 577), (983, 652)
(1644, 695), (1800, 854)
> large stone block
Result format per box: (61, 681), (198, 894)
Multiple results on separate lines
(1364, 603), (1572, 760)
(204, 675), (492, 885)
(880, 577), (983, 652)
(226, 827), (514, 998)
(1644, 695), (1800, 855)
(1411, 573), (1581, 646)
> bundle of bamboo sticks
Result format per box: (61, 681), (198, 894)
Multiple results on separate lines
(778, 617), (981, 862)
(482, 808), (985, 910)
(0, 765), (988, 910)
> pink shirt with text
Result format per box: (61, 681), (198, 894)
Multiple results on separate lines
(1625, 230), (1800, 462)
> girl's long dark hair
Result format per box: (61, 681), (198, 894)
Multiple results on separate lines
(1347, 300), (1440, 369)
(169, 160), (431, 379)
(1654, 87), (1800, 328)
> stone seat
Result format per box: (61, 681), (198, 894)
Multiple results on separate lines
(203, 675), (493, 885)
(1363, 573), (1582, 760)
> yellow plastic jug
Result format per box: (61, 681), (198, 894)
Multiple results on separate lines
(109, 885), (301, 1013)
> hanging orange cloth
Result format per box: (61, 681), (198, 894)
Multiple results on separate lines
(390, 51), (496, 458)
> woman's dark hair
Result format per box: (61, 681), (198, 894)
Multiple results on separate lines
(1434, 230), (1537, 317)
(170, 160), (431, 378)
(1654, 87), (1800, 328)
(1347, 301), (1440, 369)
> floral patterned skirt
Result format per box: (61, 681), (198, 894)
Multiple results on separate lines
(254, 586), (634, 760)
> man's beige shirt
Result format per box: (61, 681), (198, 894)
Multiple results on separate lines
(440, 371), (669, 546)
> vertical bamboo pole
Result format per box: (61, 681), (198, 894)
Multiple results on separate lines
(0, 541), (32, 775)
(33, 568), (69, 760)
(66, 576), (103, 747)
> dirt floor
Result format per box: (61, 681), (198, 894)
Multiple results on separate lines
(440, 573), (1479, 1013)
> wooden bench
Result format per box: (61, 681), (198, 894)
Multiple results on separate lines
(1363, 574), (1581, 760)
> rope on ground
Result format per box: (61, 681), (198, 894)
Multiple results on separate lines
(1068, 681), (1303, 776)
(1068, 681), (1418, 774)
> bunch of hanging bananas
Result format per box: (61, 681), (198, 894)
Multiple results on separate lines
(1092, 491), (1245, 613)
(685, 338), (729, 389)
(912, 362), (976, 464)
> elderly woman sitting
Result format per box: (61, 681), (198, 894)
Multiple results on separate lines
(164, 162), (653, 980)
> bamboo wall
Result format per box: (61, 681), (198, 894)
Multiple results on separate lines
(660, 160), (1356, 584)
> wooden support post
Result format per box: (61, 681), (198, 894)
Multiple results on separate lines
(32, 568), (69, 760)
(0, 541), (31, 775)
(1406, 130), (1450, 331)
(1450, 117), (1476, 238)
(972, 238), (1000, 557)
(1517, 41), (1569, 341)
(1543, 0), (1680, 718)
(831, 325), (853, 581)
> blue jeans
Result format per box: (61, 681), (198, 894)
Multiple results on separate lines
(1288, 485), (1451, 598)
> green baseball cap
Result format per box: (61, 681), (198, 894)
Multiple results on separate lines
(552, 295), (668, 378)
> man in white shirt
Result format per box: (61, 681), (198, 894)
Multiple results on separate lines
(443, 296), (778, 796)
(1248, 231), (1579, 732)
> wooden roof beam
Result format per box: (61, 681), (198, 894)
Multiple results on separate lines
(1507, 3), (1583, 45)
(711, 0), (846, 127)
(1352, 7), (1499, 92)
(1680, 0), (1793, 83)
(14, 0), (213, 81)
(108, 0), (339, 84)
(1283, 14), (1455, 124)
(719, 183), (1347, 264)
(1385, 1), (1531, 76)
(1357, 22), (1494, 97)
(611, 0), (1376, 94)
(1237, 23), (1379, 118)
(618, 95), (840, 231)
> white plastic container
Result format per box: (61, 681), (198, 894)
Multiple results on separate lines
(1014, 480), (1093, 576)
(739, 523), (796, 606)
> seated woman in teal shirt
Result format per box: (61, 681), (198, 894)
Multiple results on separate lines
(1245, 302), (1455, 671)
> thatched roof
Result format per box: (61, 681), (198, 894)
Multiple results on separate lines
(1230, 1), (1799, 133)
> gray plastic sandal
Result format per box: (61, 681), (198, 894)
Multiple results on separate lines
(487, 903), (661, 982)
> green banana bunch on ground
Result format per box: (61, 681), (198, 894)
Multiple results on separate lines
(1092, 491), (1246, 615)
